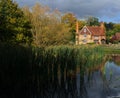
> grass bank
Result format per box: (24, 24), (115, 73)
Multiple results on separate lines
(100, 44), (120, 54)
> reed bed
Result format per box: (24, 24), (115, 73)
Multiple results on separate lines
(0, 44), (105, 98)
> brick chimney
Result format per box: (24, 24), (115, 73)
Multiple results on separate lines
(76, 21), (79, 45)
(100, 22), (104, 29)
(100, 22), (106, 40)
(76, 21), (79, 34)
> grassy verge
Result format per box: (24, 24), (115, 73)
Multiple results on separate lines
(100, 44), (120, 54)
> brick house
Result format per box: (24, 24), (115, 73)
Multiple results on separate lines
(76, 22), (106, 45)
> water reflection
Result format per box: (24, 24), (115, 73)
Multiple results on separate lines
(111, 55), (120, 66)
(1, 55), (120, 98)
(31, 55), (120, 98)
(104, 55), (120, 98)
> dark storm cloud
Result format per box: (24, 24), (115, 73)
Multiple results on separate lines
(15, 0), (120, 22)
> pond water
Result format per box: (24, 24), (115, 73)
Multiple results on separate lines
(1, 55), (120, 98)
(77, 55), (120, 98)
(31, 55), (120, 98)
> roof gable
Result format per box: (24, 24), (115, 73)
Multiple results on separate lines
(79, 26), (92, 35)
(80, 25), (105, 36)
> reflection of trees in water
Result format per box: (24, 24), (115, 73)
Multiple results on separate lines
(32, 60), (78, 98)
(80, 68), (88, 98)
(0, 46), (110, 98)
(107, 54), (120, 66)
(0, 62), (109, 98)
(32, 55), (110, 98)
(32, 61), (111, 98)
(100, 65), (111, 95)
(97, 55), (120, 97)
(112, 55), (120, 66)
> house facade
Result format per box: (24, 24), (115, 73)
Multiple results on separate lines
(76, 22), (106, 45)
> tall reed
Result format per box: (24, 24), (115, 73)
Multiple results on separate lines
(0, 44), (105, 98)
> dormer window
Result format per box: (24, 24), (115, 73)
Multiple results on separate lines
(84, 29), (86, 32)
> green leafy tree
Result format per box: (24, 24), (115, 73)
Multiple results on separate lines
(86, 16), (100, 26)
(77, 20), (86, 30)
(113, 24), (120, 32)
(104, 22), (115, 43)
(104, 22), (114, 31)
(0, 0), (32, 44)
(61, 13), (77, 42)
(105, 23), (120, 43)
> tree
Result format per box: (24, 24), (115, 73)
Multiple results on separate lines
(0, 0), (32, 44)
(113, 24), (120, 33)
(23, 3), (71, 46)
(61, 13), (77, 42)
(104, 22), (115, 43)
(86, 16), (100, 26)
(105, 23), (120, 43)
(77, 20), (86, 30)
(104, 22), (114, 31)
(61, 13), (76, 27)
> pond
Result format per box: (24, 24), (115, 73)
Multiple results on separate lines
(77, 55), (120, 98)
(1, 54), (120, 98)
(31, 55), (120, 98)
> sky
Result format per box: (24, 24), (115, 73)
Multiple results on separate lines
(15, 0), (120, 23)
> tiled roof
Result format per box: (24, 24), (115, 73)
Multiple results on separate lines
(86, 26), (105, 36)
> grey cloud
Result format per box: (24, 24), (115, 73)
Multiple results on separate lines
(15, 0), (120, 22)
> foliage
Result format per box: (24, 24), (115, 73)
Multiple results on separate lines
(61, 13), (77, 42)
(106, 30), (115, 42)
(113, 24), (120, 32)
(22, 4), (72, 46)
(105, 23), (120, 43)
(0, 0), (32, 44)
(104, 22), (114, 31)
(1, 0), (120, 46)
(77, 20), (86, 29)
(86, 16), (100, 26)
(61, 13), (76, 27)
(100, 44), (120, 54)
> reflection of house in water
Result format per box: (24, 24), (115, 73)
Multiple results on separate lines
(76, 22), (106, 44)
(112, 55), (120, 66)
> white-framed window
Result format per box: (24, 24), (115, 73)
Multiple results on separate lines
(94, 39), (99, 44)
(84, 34), (87, 37)
(84, 28), (86, 32)
(94, 36), (99, 39)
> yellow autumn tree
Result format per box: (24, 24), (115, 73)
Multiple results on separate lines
(22, 3), (72, 46)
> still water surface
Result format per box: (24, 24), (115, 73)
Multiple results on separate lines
(1, 55), (120, 98)
(34, 55), (120, 98)
(79, 58), (120, 98)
